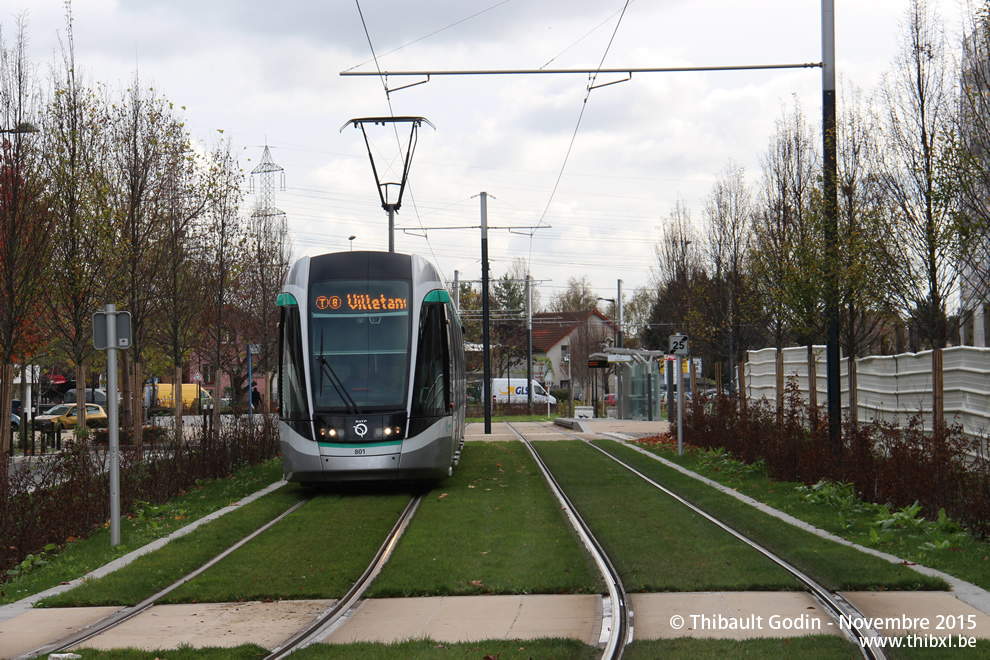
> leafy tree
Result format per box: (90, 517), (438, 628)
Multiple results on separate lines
(490, 259), (527, 378)
(39, 8), (117, 428)
(104, 79), (195, 441)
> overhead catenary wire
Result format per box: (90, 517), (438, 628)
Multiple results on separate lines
(528, 0), (632, 283)
(354, 0), (445, 279)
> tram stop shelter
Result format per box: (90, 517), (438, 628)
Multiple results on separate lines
(586, 348), (669, 421)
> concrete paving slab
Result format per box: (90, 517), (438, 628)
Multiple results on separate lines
(0, 606), (119, 660)
(324, 595), (601, 645)
(74, 600), (332, 652)
(630, 592), (839, 640)
(465, 423), (518, 443)
(841, 591), (990, 639)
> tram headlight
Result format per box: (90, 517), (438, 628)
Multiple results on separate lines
(328, 427), (337, 438)
(383, 427), (392, 437)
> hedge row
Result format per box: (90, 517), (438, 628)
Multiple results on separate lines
(682, 384), (990, 538)
(0, 417), (281, 578)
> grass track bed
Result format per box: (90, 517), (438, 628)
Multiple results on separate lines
(366, 441), (605, 597)
(531, 441), (801, 593)
(2, 459), (286, 606)
(161, 489), (414, 603)
(598, 440), (947, 592)
(39, 485), (310, 607)
(624, 635), (862, 659)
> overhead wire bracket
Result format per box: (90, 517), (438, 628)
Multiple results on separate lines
(386, 75), (431, 94)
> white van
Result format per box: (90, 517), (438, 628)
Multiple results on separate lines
(489, 378), (557, 405)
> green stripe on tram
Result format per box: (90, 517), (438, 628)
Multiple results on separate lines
(424, 290), (450, 303)
(318, 440), (403, 449)
(276, 292), (298, 307)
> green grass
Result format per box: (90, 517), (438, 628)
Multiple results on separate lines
(640, 439), (990, 593)
(1, 458), (286, 605)
(365, 441), (605, 597)
(466, 414), (555, 423)
(886, 638), (990, 658)
(624, 636), (863, 659)
(597, 440), (947, 592)
(38, 484), (309, 607)
(161, 489), (414, 603)
(531, 440), (802, 593)
(294, 638), (600, 659)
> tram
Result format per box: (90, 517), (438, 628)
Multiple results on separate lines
(276, 251), (466, 483)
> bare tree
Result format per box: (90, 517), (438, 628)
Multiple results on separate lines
(547, 275), (598, 313)
(0, 16), (52, 456)
(836, 81), (901, 423)
(702, 159), (753, 388)
(244, 199), (292, 411)
(643, 199), (699, 350)
(956, 0), (990, 344)
(197, 138), (247, 434)
(751, 99), (822, 351)
(874, 0), (959, 350)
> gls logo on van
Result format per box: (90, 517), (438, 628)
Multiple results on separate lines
(498, 386), (529, 395)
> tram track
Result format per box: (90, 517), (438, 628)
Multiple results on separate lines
(506, 423), (631, 660)
(507, 421), (887, 660)
(15, 493), (423, 660)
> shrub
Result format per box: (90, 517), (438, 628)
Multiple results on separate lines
(0, 415), (281, 579)
(682, 384), (990, 539)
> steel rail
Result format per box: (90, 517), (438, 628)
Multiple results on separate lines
(21, 496), (315, 660)
(551, 423), (886, 660)
(264, 493), (422, 659)
(506, 422), (630, 660)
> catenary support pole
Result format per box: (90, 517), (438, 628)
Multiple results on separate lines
(822, 0), (841, 459)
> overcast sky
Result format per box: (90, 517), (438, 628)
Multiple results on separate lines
(10, 0), (970, 307)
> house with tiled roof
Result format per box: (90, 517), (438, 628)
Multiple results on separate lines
(531, 310), (618, 392)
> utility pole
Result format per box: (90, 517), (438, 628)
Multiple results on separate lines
(480, 193), (492, 434)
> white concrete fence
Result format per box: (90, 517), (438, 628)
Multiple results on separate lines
(745, 345), (990, 441)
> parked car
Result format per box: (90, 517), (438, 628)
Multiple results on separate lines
(34, 403), (108, 431)
(11, 413), (20, 430)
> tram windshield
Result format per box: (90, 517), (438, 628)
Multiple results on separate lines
(309, 279), (411, 412)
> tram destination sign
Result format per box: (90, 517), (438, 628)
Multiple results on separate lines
(314, 292), (408, 312)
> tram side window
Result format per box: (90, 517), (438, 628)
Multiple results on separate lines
(280, 304), (312, 439)
(411, 302), (450, 418)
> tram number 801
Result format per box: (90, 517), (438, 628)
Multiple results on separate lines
(354, 448), (366, 455)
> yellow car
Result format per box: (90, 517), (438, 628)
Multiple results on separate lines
(35, 403), (108, 431)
